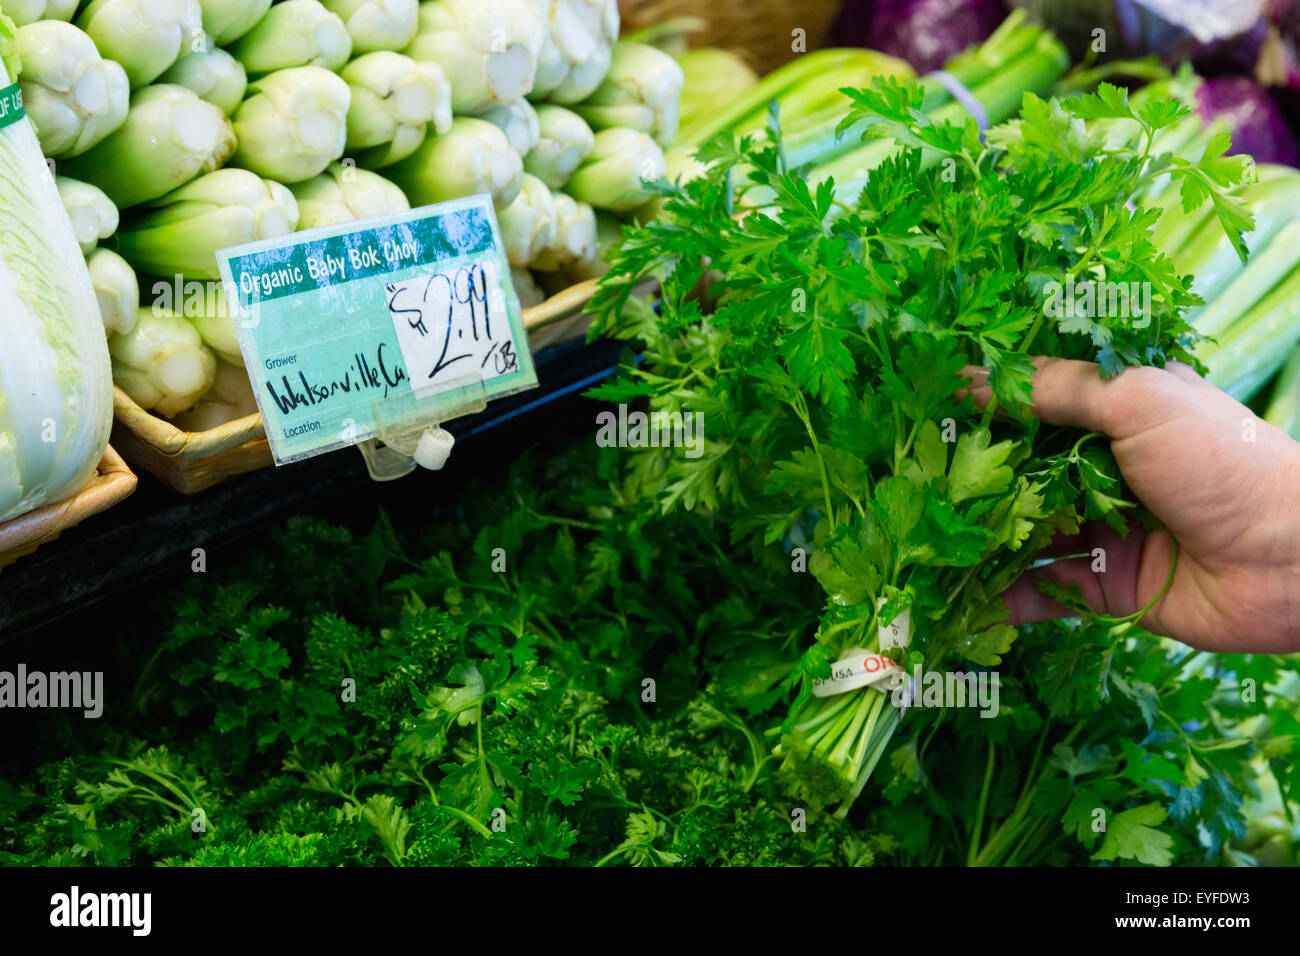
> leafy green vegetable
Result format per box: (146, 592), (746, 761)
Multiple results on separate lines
(587, 77), (1255, 815)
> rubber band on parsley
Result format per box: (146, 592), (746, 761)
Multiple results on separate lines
(587, 78), (1255, 817)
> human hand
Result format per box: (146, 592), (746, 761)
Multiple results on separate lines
(972, 358), (1300, 654)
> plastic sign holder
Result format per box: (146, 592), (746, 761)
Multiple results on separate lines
(359, 373), (488, 480)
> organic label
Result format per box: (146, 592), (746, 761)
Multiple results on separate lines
(216, 195), (537, 465)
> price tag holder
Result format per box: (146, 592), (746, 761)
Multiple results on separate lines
(217, 194), (538, 467)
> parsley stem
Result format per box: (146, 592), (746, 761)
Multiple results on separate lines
(967, 738), (996, 866)
(792, 391), (836, 532)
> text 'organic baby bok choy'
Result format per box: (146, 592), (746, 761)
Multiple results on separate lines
(0, 14), (113, 522)
(589, 79), (1256, 815)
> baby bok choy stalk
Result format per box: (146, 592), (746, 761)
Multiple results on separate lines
(478, 98), (540, 156)
(3, 0), (78, 25)
(55, 176), (117, 255)
(86, 248), (139, 337)
(109, 308), (217, 417)
(587, 77), (1254, 815)
(527, 0), (619, 104)
(342, 51), (451, 168)
(565, 127), (665, 212)
(385, 116), (523, 210)
(57, 84), (236, 207)
(231, 66), (351, 183)
(402, 0), (543, 113)
(290, 161), (409, 230)
(573, 41), (684, 147)
(159, 37), (248, 115)
(75, 0), (202, 88)
(497, 173), (556, 267)
(320, 0), (418, 55)
(15, 20), (129, 158)
(530, 191), (596, 272)
(229, 0), (353, 76)
(524, 103), (593, 189)
(198, 0), (270, 45)
(114, 168), (299, 279)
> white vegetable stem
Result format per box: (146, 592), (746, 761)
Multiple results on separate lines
(386, 116), (523, 210)
(197, 0), (271, 45)
(159, 35), (248, 115)
(150, 281), (244, 364)
(15, 21), (130, 158)
(58, 84), (236, 208)
(229, 0), (352, 77)
(76, 0), (204, 88)
(0, 29), (113, 522)
(530, 190), (594, 271)
(86, 248), (140, 336)
(115, 168), (299, 279)
(575, 41), (684, 146)
(173, 358), (259, 431)
(565, 127), (666, 212)
(498, 173), (556, 266)
(320, 0), (418, 54)
(342, 51), (451, 168)
(479, 98), (540, 154)
(524, 103), (592, 188)
(231, 66), (351, 183)
(290, 161), (409, 229)
(402, 0), (543, 114)
(528, 0), (617, 104)
(109, 308), (217, 417)
(55, 176), (118, 255)
(3, 0), (79, 26)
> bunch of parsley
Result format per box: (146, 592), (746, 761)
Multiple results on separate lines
(588, 78), (1255, 813)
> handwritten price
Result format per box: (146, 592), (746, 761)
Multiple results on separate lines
(384, 260), (519, 386)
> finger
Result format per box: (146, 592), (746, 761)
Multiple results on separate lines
(1023, 358), (1198, 439)
(1162, 360), (1205, 387)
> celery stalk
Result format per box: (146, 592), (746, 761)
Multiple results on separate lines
(1201, 266), (1300, 401)
(1263, 348), (1300, 440)
(1191, 221), (1300, 342)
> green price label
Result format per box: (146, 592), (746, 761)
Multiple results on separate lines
(216, 194), (538, 465)
(0, 83), (25, 131)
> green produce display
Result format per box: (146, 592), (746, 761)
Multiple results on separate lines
(1, 0), (1298, 876)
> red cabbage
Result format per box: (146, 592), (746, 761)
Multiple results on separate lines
(829, 0), (1009, 73)
(1196, 75), (1300, 165)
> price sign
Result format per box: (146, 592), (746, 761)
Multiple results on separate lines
(383, 261), (521, 385)
(216, 195), (537, 465)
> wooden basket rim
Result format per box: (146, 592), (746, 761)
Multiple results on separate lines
(0, 445), (138, 558)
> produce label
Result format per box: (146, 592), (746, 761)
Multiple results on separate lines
(811, 649), (903, 698)
(0, 83), (23, 131)
(217, 195), (537, 465)
(878, 600), (912, 650)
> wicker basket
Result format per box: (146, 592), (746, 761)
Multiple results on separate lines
(0, 446), (138, 570)
(111, 282), (608, 495)
(618, 0), (841, 71)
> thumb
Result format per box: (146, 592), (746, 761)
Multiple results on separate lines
(966, 357), (1203, 439)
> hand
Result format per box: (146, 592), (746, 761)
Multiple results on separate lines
(973, 358), (1300, 654)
